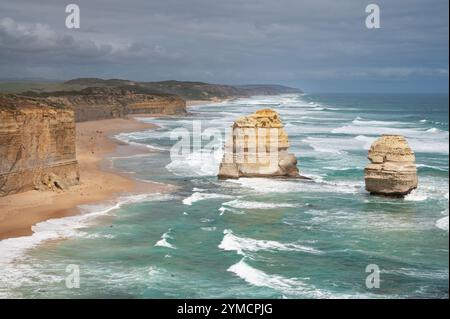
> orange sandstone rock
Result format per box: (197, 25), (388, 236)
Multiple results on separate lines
(218, 109), (299, 179)
(364, 134), (418, 196)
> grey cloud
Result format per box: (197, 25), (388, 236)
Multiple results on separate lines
(0, 17), (175, 60)
(0, 0), (448, 92)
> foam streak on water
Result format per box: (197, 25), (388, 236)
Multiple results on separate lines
(1, 93), (448, 299)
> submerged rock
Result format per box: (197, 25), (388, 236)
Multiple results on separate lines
(364, 134), (418, 196)
(218, 109), (300, 179)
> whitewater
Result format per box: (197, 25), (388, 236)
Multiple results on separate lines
(0, 93), (448, 298)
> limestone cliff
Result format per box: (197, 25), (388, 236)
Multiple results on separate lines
(218, 109), (299, 179)
(24, 86), (187, 122)
(0, 95), (79, 196)
(364, 135), (418, 196)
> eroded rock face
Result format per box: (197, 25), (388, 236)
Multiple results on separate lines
(27, 86), (187, 122)
(218, 109), (299, 179)
(364, 134), (418, 196)
(0, 95), (80, 196)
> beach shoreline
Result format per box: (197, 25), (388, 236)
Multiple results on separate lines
(0, 116), (174, 240)
(0, 98), (228, 241)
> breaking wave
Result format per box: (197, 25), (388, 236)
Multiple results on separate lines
(219, 230), (322, 255)
(155, 229), (177, 249)
(183, 192), (234, 205)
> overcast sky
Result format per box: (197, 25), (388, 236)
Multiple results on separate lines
(0, 0), (448, 92)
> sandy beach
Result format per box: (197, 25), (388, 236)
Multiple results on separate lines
(0, 116), (173, 240)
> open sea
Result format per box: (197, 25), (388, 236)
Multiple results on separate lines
(0, 93), (448, 298)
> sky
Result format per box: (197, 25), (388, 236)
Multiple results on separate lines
(0, 0), (448, 93)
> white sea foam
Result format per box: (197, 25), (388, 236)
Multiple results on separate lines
(166, 149), (223, 177)
(114, 131), (169, 151)
(155, 229), (177, 249)
(183, 192), (234, 205)
(303, 135), (375, 154)
(404, 190), (428, 202)
(219, 230), (322, 255)
(226, 177), (363, 195)
(227, 259), (343, 298)
(223, 199), (297, 209)
(435, 216), (449, 231)
(416, 164), (449, 172)
(225, 178), (300, 194)
(228, 259), (312, 294)
(332, 124), (449, 154)
(354, 135), (376, 149)
(333, 124), (416, 137)
(352, 118), (405, 126)
(0, 193), (173, 266)
(218, 206), (245, 216)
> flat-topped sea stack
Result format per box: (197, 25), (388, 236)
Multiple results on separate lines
(218, 109), (299, 179)
(364, 135), (418, 196)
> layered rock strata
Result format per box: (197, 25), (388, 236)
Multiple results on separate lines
(26, 86), (187, 122)
(364, 134), (418, 196)
(218, 109), (299, 179)
(0, 95), (79, 196)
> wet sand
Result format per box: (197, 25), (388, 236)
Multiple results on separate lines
(0, 117), (173, 240)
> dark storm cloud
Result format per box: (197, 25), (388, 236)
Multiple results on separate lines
(0, 0), (448, 92)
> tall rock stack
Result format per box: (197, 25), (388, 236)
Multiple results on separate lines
(218, 109), (299, 179)
(364, 135), (418, 196)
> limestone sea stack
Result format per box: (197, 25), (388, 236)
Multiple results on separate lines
(364, 134), (418, 196)
(218, 109), (300, 179)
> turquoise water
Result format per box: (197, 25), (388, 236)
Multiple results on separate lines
(0, 94), (448, 298)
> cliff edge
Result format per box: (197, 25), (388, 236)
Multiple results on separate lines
(23, 86), (187, 122)
(0, 95), (79, 196)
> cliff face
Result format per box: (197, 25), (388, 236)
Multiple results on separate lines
(364, 135), (418, 196)
(218, 109), (299, 179)
(126, 94), (186, 115)
(26, 86), (187, 122)
(0, 95), (79, 196)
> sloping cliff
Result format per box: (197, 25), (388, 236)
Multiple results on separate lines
(364, 134), (418, 196)
(218, 109), (300, 179)
(61, 78), (302, 100)
(0, 95), (79, 196)
(24, 86), (187, 122)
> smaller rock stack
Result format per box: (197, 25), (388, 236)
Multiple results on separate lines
(364, 135), (418, 196)
(218, 109), (299, 179)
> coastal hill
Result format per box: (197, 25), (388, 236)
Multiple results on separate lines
(0, 78), (303, 100)
(65, 78), (303, 100)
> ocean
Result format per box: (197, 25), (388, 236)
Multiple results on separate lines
(0, 93), (448, 298)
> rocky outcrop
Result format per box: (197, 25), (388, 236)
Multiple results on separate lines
(24, 86), (187, 122)
(218, 109), (300, 179)
(0, 95), (79, 196)
(364, 135), (418, 196)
